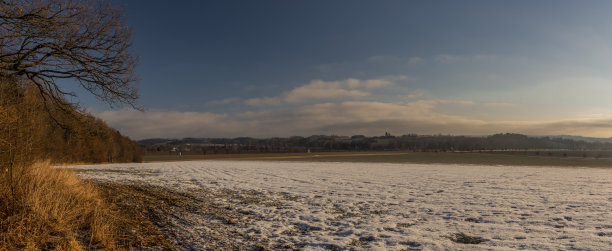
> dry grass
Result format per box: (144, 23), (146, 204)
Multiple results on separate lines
(0, 161), (121, 250)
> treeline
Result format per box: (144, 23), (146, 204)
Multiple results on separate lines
(0, 77), (142, 167)
(141, 133), (612, 155)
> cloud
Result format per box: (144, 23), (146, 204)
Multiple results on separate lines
(206, 97), (241, 105)
(368, 55), (401, 62)
(408, 57), (425, 65)
(484, 102), (516, 108)
(433, 54), (462, 64)
(284, 84), (369, 103)
(368, 55), (424, 65)
(400, 90), (426, 99)
(403, 99), (475, 108)
(433, 54), (495, 64)
(96, 109), (249, 139)
(96, 101), (612, 140)
(244, 97), (283, 106)
(284, 79), (385, 103)
(244, 78), (395, 106)
(384, 75), (412, 81)
(438, 100), (476, 106)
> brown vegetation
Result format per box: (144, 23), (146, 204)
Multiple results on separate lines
(0, 0), (144, 248)
(0, 78), (146, 249)
(0, 77), (142, 166)
(0, 162), (119, 249)
(0, 78), (144, 249)
(0, 77), (142, 249)
(0, 162), (176, 250)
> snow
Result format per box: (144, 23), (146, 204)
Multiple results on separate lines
(68, 160), (612, 250)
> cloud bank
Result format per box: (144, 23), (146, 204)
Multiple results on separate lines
(97, 100), (612, 140)
(243, 78), (394, 106)
(96, 76), (612, 140)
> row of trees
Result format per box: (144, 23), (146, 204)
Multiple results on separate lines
(141, 133), (612, 155)
(0, 77), (141, 169)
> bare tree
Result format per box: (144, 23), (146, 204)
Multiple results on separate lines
(0, 0), (138, 108)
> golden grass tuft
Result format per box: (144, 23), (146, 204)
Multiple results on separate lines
(0, 161), (120, 250)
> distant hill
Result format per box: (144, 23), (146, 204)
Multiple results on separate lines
(137, 138), (176, 146)
(138, 133), (612, 154)
(550, 135), (612, 144)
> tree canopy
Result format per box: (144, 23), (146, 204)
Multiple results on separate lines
(0, 0), (138, 108)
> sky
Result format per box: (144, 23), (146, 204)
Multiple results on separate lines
(71, 0), (612, 140)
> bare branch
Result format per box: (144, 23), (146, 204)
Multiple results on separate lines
(0, 0), (139, 109)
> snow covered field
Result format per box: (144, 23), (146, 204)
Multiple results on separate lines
(69, 160), (612, 250)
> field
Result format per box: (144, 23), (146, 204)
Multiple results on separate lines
(69, 159), (612, 250)
(144, 151), (612, 168)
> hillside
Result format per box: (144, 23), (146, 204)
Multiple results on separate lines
(0, 78), (142, 165)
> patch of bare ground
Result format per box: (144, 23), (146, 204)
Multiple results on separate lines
(96, 182), (294, 250)
(95, 183), (177, 249)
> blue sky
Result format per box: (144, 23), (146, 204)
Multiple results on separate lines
(78, 0), (612, 139)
